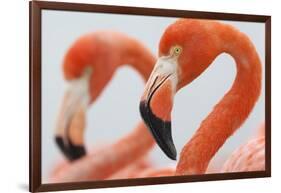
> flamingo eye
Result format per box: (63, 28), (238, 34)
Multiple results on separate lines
(172, 46), (182, 56)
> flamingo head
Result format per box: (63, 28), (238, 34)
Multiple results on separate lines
(54, 34), (117, 161)
(54, 66), (92, 161)
(140, 19), (220, 160)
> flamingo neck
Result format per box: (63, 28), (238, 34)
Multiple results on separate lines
(176, 27), (262, 175)
(118, 38), (155, 81)
(103, 36), (156, 175)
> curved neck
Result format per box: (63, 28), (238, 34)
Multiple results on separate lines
(115, 37), (156, 157)
(117, 37), (156, 81)
(176, 25), (262, 175)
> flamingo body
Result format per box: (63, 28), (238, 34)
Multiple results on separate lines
(222, 136), (265, 172)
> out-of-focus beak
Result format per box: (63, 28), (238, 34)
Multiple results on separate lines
(139, 57), (178, 160)
(55, 68), (92, 161)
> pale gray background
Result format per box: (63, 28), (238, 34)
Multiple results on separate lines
(41, 10), (265, 181)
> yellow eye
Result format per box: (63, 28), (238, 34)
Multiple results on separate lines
(173, 46), (182, 55)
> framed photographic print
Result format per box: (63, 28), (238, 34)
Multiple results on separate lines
(30, 0), (271, 192)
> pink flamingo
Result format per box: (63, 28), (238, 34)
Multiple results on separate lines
(51, 31), (156, 182)
(139, 18), (264, 175)
(221, 123), (265, 172)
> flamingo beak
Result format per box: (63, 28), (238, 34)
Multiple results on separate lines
(55, 94), (87, 161)
(140, 57), (178, 160)
(55, 68), (92, 161)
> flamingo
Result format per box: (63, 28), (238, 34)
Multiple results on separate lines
(51, 31), (156, 182)
(139, 19), (264, 175)
(221, 123), (265, 172)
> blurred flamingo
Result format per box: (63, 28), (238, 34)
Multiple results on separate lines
(139, 19), (265, 176)
(50, 31), (156, 182)
(107, 157), (152, 180)
(221, 122), (265, 172)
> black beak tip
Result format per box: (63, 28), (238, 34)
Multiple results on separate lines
(139, 100), (177, 161)
(165, 145), (177, 160)
(55, 136), (86, 161)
